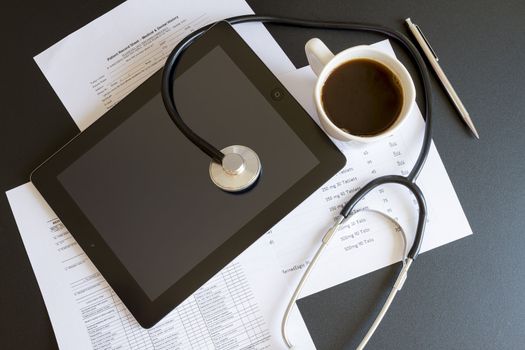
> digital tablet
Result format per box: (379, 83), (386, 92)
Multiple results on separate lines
(31, 21), (345, 328)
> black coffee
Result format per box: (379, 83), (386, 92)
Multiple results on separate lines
(321, 59), (403, 136)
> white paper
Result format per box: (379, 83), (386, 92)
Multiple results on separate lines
(9, 28), (472, 349)
(7, 183), (292, 349)
(34, 0), (294, 131)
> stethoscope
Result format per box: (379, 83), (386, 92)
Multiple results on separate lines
(161, 15), (432, 349)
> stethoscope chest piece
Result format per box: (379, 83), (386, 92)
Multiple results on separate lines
(209, 145), (261, 192)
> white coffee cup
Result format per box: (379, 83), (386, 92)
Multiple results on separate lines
(305, 38), (416, 143)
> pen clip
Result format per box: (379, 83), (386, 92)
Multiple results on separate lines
(415, 24), (439, 61)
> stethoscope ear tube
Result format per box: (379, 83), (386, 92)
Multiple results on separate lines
(281, 209), (415, 349)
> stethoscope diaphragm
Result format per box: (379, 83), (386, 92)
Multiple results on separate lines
(209, 145), (261, 192)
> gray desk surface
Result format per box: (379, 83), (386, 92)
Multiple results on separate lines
(1, 1), (524, 349)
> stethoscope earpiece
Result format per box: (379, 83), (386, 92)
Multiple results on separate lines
(209, 145), (261, 192)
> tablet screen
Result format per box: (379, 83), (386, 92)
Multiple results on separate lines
(57, 46), (319, 301)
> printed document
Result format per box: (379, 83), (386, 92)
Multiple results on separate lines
(33, 0), (294, 131)
(8, 185), (289, 349)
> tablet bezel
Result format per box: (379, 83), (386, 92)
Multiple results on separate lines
(31, 21), (346, 328)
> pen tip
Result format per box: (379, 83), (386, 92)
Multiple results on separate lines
(464, 115), (480, 139)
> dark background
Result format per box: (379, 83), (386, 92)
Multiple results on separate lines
(1, 0), (524, 349)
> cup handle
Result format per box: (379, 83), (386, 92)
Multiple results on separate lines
(305, 38), (335, 77)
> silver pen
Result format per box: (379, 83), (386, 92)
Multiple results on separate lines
(405, 18), (479, 139)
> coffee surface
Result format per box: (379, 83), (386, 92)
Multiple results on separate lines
(321, 59), (403, 136)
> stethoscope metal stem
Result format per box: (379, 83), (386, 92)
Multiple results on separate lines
(281, 210), (412, 349)
(356, 258), (413, 350)
(281, 215), (344, 348)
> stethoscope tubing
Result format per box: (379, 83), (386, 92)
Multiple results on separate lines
(161, 14), (433, 349)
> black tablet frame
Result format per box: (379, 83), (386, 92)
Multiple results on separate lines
(31, 21), (346, 328)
